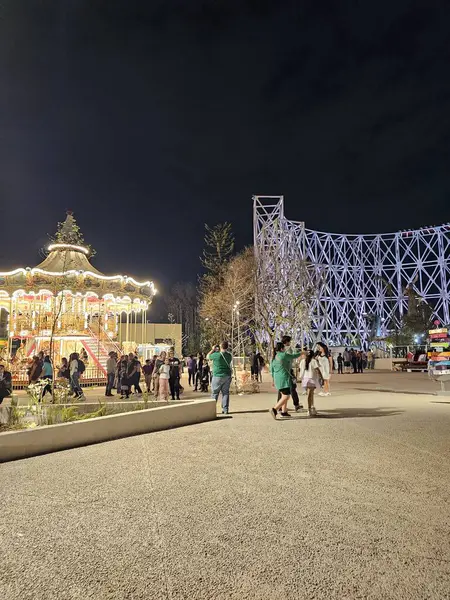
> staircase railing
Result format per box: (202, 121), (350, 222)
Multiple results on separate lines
(88, 326), (122, 356)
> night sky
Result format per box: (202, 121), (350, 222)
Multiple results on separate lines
(2, 1), (450, 298)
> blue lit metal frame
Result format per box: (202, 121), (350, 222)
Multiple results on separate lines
(253, 195), (450, 346)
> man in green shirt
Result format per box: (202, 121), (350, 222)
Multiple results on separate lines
(207, 341), (233, 414)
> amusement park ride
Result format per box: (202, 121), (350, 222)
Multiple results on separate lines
(0, 212), (156, 386)
(253, 196), (450, 349)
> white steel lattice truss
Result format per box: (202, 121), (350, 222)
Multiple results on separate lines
(254, 196), (450, 346)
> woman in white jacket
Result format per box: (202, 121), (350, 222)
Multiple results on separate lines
(316, 342), (333, 396)
(298, 350), (320, 417)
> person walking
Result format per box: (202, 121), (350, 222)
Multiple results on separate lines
(299, 350), (321, 417)
(194, 352), (204, 392)
(41, 355), (53, 398)
(118, 356), (130, 399)
(57, 357), (70, 380)
(143, 358), (154, 392)
(187, 355), (197, 386)
(28, 355), (42, 384)
(0, 364), (12, 404)
(69, 352), (85, 400)
(158, 357), (170, 401)
(152, 351), (166, 397)
(343, 348), (351, 374)
(357, 351), (364, 373)
(269, 337), (302, 419)
(257, 352), (265, 383)
(105, 351), (116, 397)
(127, 353), (142, 396)
(168, 351), (182, 400)
(207, 341), (233, 414)
(337, 352), (344, 374)
(317, 342), (332, 396)
(250, 350), (259, 381)
(276, 367), (303, 412)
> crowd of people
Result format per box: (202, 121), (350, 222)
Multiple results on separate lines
(105, 349), (184, 402)
(337, 348), (375, 374)
(0, 340), (375, 416)
(25, 350), (87, 401)
(270, 338), (337, 419)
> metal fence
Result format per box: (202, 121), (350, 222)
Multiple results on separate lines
(11, 366), (107, 390)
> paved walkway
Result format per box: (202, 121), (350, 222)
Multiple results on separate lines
(1, 381), (449, 599)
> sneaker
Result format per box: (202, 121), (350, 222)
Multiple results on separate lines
(269, 407), (277, 420)
(318, 391), (326, 397)
(325, 392), (331, 396)
(295, 405), (304, 412)
(308, 407), (318, 417)
(279, 412), (292, 418)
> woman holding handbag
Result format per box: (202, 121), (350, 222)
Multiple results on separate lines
(269, 338), (302, 420)
(299, 350), (321, 417)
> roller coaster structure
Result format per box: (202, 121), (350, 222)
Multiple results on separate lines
(253, 196), (450, 347)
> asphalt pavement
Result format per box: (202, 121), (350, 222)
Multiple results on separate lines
(1, 375), (449, 599)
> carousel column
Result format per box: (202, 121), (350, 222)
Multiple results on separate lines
(142, 309), (146, 346)
(7, 295), (13, 360)
(126, 309), (130, 345)
(98, 300), (102, 381)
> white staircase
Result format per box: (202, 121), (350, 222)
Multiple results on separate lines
(82, 338), (109, 375)
(83, 328), (122, 375)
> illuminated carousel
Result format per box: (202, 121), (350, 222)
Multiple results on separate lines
(0, 212), (156, 386)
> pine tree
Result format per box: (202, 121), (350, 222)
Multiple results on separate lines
(201, 223), (234, 274)
(50, 211), (96, 256)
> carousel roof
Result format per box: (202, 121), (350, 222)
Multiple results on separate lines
(0, 212), (156, 300)
(35, 245), (104, 276)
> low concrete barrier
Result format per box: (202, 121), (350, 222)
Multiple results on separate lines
(375, 358), (393, 370)
(0, 399), (216, 462)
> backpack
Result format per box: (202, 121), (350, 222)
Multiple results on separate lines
(78, 359), (86, 374)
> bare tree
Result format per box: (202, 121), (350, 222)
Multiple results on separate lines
(199, 247), (255, 352)
(254, 221), (325, 360)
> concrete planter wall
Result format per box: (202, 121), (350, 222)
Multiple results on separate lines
(0, 399), (216, 463)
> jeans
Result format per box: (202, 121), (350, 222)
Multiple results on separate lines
(106, 372), (115, 396)
(169, 377), (180, 400)
(188, 370), (195, 386)
(71, 372), (83, 397)
(211, 375), (232, 413)
(132, 374), (142, 394)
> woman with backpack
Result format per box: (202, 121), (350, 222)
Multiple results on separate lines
(299, 350), (321, 417)
(41, 355), (53, 398)
(269, 337), (302, 420)
(69, 352), (85, 400)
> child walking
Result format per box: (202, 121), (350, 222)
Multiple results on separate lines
(298, 350), (321, 417)
(158, 358), (170, 401)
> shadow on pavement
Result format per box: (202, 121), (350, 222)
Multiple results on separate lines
(430, 401), (450, 404)
(230, 410), (270, 415)
(318, 407), (403, 419)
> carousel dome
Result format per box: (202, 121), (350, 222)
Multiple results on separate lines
(0, 213), (156, 381)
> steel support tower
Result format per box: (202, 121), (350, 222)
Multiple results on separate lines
(254, 195), (450, 346)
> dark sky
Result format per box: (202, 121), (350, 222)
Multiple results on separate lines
(2, 1), (450, 296)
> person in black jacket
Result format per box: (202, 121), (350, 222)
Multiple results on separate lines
(0, 364), (12, 404)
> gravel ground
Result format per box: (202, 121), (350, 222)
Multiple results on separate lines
(1, 389), (449, 600)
